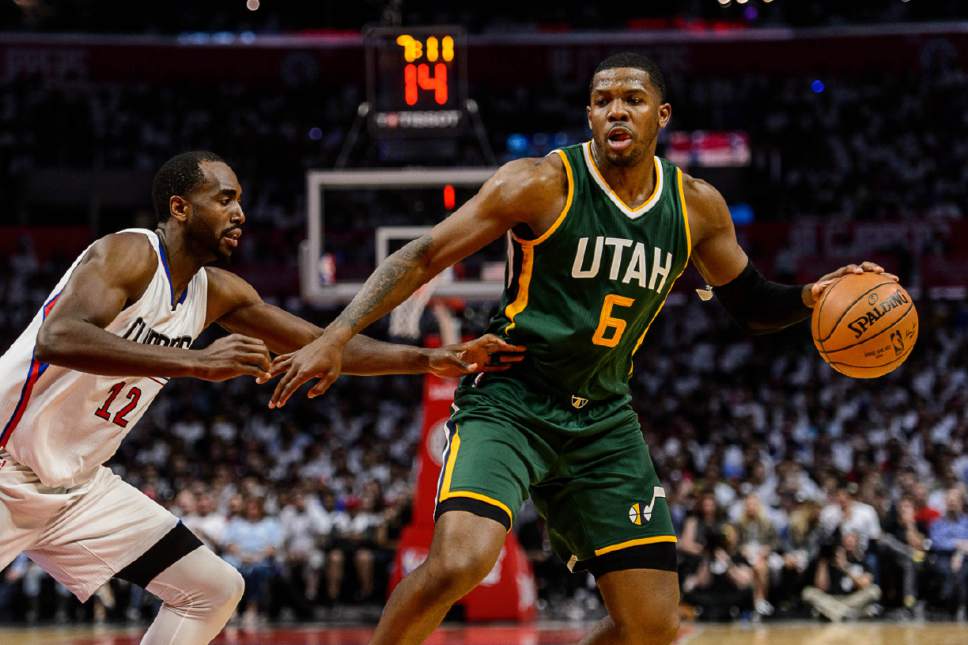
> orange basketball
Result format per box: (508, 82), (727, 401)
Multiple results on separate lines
(811, 272), (918, 378)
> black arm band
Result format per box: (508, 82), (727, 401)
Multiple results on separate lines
(713, 261), (810, 334)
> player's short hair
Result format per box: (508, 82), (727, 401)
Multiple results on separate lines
(152, 151), (225, 222)
(591, 52), (667, 101)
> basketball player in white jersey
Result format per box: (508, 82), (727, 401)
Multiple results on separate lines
(0, 151), (523, 644)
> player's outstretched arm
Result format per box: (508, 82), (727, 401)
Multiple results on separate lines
(205, 268), (525, 380)
(683, 174), (896, 334)
(35, 233), (271, 381)
(268, 155), (567, 408)
(269, 334), (525, 383)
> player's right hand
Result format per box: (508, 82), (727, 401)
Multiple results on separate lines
(806, 261), (898, 306)
(194, 334), (272, 382)
(265, 333), (344, 409)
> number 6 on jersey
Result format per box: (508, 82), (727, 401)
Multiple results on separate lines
(592, 294), (636, 348)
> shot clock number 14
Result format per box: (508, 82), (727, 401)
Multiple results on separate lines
(365, 26), (467, 136)
(395, 34), (454, 105)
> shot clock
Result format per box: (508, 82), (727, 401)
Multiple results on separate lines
(364, 26), (467, 137)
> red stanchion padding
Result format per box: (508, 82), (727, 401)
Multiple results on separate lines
(389, 374), (537, 622)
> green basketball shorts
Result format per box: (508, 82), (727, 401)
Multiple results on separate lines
(434, 374), (677, 577)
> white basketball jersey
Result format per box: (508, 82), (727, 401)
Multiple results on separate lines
(0, 229), (208, 488)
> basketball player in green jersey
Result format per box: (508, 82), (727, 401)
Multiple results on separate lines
(270, 53), (893, 644)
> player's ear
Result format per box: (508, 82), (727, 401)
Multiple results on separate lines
(169, 195), (190, 223)
(586, 104), (592, 131)
(658, 102), (672, 129)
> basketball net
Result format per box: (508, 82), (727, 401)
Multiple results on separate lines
(389, 268), (455, 341)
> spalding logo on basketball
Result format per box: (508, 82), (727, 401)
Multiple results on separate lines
(811, 272), (918, 378)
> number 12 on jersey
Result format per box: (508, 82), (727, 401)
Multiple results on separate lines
(592, 294), (636, 348)
(94, 381), (141, 428)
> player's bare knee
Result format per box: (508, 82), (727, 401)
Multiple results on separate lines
(426, 549), (495, 597)
(615, 609), (678, 645)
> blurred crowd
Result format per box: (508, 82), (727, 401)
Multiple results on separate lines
(4, 63), (968, 235)
(3, 0), (965, 35)
(1, 234), (967, 626)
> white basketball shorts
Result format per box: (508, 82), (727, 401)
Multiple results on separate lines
(0, 450), (178, 602)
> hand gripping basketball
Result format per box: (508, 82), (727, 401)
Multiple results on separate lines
(810, 263), (918, 378)
(806, 261), (897, 306)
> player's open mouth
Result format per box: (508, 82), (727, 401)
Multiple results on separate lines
(607, 128), (633, 151)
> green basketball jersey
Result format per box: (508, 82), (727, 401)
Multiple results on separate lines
(487, 141), (691, 403)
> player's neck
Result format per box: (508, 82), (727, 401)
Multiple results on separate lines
(156, 225), (205, 292)
(590, 141), (657, 208)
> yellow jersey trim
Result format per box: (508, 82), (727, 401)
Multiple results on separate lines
(628, 168), (691, 373)
(436, 427), (514, 531)
(503, 150), (574, 333)
(439, 427), (461, 498)
(594, 534), (678, 557)
(510, 149), (575, 246)
(628, 265), (687, 372)
(502, 244), (534, 334)
(441, 491), (514, 530)
(504, 149), (575, 333)
(677, 167), (692, 261)
(582, 142), (663, 219)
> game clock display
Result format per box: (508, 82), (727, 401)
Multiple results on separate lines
(365, 26), (467, 137)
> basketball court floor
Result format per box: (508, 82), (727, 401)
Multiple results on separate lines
(1, 621), (966, 645)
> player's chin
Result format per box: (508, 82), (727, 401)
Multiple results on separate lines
(216, 238), (237, 259)
(212, 246), (234, 264)
(605, 146), (640, 167)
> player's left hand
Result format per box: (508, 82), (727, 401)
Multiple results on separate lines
(265, 334), (344, 409)
(806, 261), (898, 307)
(429, 334), (526, 378)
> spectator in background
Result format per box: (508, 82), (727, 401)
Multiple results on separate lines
(879, 496), (927, 614)
(342, 493), (383, 602)
(773, 498), (823, 614)
(928, 487), (968, 619)
(820, 482), (882, 572)
(223, 497), (283, 627)
(802, 531), (881, 622)
(913, 482), (942, 528)
(733, 493), (777, 617)
(173, 489), (196, 518)
(680, 492), (728, 576)
(682, 524), (754, 621)
(278, 489), (326, 617)
(183, 491), (228, 552)
(318, 490), (351, 605)
(775, 459), (824, 504)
